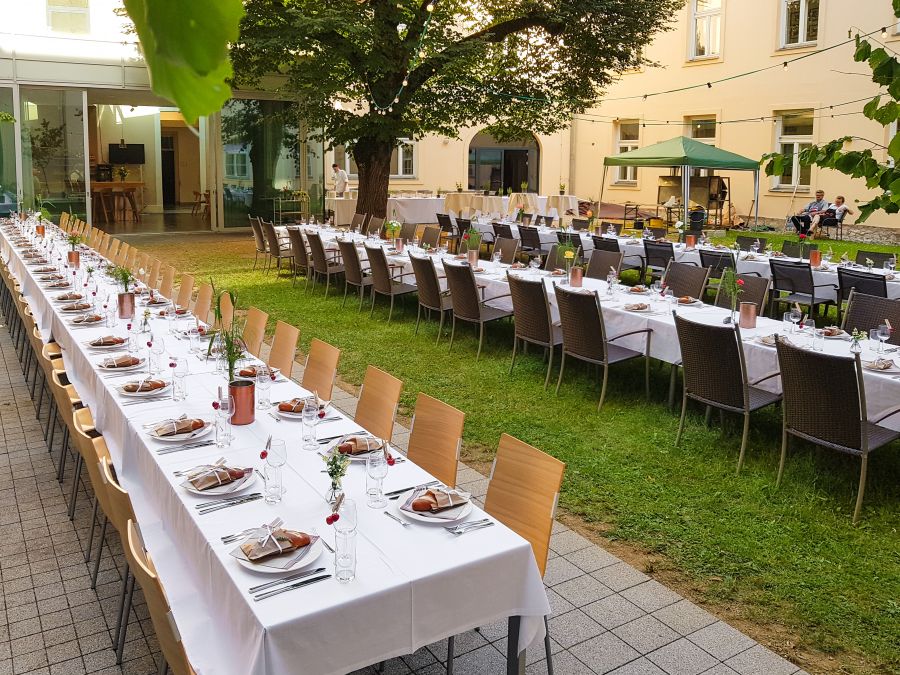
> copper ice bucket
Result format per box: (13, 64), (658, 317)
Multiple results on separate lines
(117, 292), (135, 319)
(739, 301), (757, 329)
(569, 266), (583, 287)
(229, 380), (256, 426)
(809, 249), (822, 266)
(35, 224), (45, 237)
(394, 237), (404, 253)
(685, 234), (697, 249)
(467, 249), (479, 266)
(67, 251), (80, 268)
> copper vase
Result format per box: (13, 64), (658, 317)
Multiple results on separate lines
(35, 224), (45, 237)
(739, 302), (757, 329)
(394, 237), (404, 253)
(569, 266), (583, 287)
(685, 234), (697, 249)
(467, 249), (479, 266)
(809, 249), (822, 267)
(67, 250), (80, 268)
(229, 380), (256, 425)
(117, 292), (135, 319)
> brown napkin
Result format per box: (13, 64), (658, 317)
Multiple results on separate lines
(865, 358), (895, 371)
(57, 292), (83, 301)
(90, 336), (125, 347)
(401, 487), (471, 518)
(123, 378), (165, 392)
(188, 466), (248, 490)
(48, 281), (70, 289)
(337, 435), (384, 455)
(624, 303), (649, 311)
(822, 326), (844, 337)
(240, 529), (312, 562)
(158, 306), (188, 316)
(104, 355), (141, 369)
(630, 285), (647, 293)
(63, 302), (92, 311)
(72, 314), (103, 324)
(40, 274), (64, 281)
(154, 418), (205, 436)
(277, 395), (328, 413)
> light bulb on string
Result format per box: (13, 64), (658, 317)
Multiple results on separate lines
(882, 26), (888, 38)
(418, 50), (426, 58)
(426, 3), (434, 10)
(402, 79), (408, 86)
(394, 97), (399, 103)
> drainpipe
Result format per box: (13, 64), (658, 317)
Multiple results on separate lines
(568, 119), (578, 196)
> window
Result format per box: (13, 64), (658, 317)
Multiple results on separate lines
(225, 151), (250, 179)
(690, 0), (721, 59)
(47, 0), (90, 34)
(775, 110), (814, 188)
(334, 140), (416, 178)
(686, 116), (716, 176)
(614, 121), (639, 183)
(782, 0), (818, 48)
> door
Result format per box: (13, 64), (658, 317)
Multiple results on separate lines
(0, 87), (17, 215)
(503, 150), (529, 192)
(161, 134), (176, 207)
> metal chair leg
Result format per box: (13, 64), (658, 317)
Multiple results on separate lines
(476, 322), (485, 360)
(115, 569), (135, 663)
(555, 352), (567, 395)
(598, 364), (609, 410)
(675, 390), (688, 446)
(852, 454), (869, 525)
(67, 454), (83, 519)
(91, 515), (107, 589)
(446, 635), (455, 674)
(736, 413), (750, 474)
(415, 304), (422, 335)
(113, 562), (130, 648)
(544, 615), (554, 675)
(448, 316), (456, 353)
(85, 497), (99, 562)
(509, 337), (518, 375)
(776, 427), (788, 487)
(156, 651), (168, 675)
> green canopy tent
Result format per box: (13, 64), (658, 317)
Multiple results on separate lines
(601, 136), (762, 227)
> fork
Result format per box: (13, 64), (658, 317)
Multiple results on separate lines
(267, 412), (281, 423)
(444, 518), (490, 533)
(383, 512), (410, 528)
(448, 522), (494, 536)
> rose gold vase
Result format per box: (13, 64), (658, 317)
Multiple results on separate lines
(569, 266), (583, 287)
(739, 302), (757, 329)
(229, 380), (256, 425)
(809, 249), (822, 267)
(117, 292), (135, 319)
(467, 249), (479, 266)
(67, 251), (80, 268)
(685, 234), (697, 249)
(394, 237), (404, 253)
(35, 224), (45, 237)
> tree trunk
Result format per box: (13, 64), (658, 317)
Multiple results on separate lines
(353, 136), (393, 219)
(249, 100), (285, 219)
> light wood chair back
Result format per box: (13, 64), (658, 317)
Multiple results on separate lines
(193, 283), (213, 324)
(354, 366), (403, 441)
(484, 433), (565, 577)
(124, 521), (195, 675)
(175, 273), (194, 310)
(114, 242), (130, 266)
(72, 408), (112, 516)
(158, 265), (176, 299)
(106, 238), (121, 262)
(302, 338), (340, 400)
(99, 456), (136, 537)
(59, 212), (69, 231)
(242, 306), (268, 358)
(98, 233), (110, 256)
(406, 393), (465, 488)
(123, 246), (137, 271)
(267, 321), (299, 377)
(49, 370), (81, 430)
(147, 258), (163, 289)
(217, 290), (234, 331)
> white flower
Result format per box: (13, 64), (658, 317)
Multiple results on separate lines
(138, 268), (145, 275)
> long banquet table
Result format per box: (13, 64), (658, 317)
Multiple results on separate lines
(326, 196), (445, 225)
(1, 219), (551, 675)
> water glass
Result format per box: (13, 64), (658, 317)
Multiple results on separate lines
(782, 312), (794, 334)
(256, 365), (273, 409)
(215, 394), (235, 448)
(334, 529), (357, 583)
(801, 319), (816, 349)
(885, 258), (896, 273)
(150, 337), (166, 375)
(365, 453), (389, 509)
(172, 358), (188, 401)
(301, 398), (319, 451)
(188, 330), (201, 354)
(264, 440), (287, 504)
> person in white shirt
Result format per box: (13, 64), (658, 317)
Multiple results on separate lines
(331, 163), (349, 197)
(811, 195), (853, 238)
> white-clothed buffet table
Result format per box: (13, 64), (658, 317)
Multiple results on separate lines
(1, 219), (551, 675)
(326, 196), (445, 226)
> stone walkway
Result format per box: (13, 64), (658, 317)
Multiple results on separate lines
(0, 320), (807, 674)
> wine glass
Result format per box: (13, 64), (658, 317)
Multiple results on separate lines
(877, 323), (891, 353)
(885, 258), (896, 273)
(171, 357), (188, 401)
(492, 249), (501, 267)
(789, 308), (802, 333)
(256, 365), (273, 409)
(302, 398), (320, 451)
(529, 256), (541, 273)
(366, 453), (389, 509)
(150, 336), (166, 374)
(750, 240), (760, 255)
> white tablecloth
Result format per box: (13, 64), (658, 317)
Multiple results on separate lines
(326, 197), (445, 225)
(546, 195), (580, 217)
(443, 193), (510, 217)
(1, 221), (550, 675)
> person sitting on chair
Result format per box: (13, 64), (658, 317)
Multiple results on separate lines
(790, 189), (828, 234)
(811, 195), (853, 238)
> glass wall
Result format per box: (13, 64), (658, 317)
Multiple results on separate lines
(220, 98), (323, 228)
(19, 87), (87, 220)
(468, 131), (539, 193)
(0, 88), (16, 216)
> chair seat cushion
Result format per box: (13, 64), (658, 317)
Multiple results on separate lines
(747, 386), (782, 412)
(481, 304), (514, 322)
(866, 421), (900, 452)
(606, 342), (644, 364)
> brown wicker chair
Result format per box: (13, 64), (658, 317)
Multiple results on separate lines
(366, 215), (385, 237)
(337, 239), (372, 310)
(399, 222), (418, 243)
(768, 259), (835, 318)
(674, 313), (782, 472)
(781, 240), (818, 258)
(492, 222), (514, 243)
(554, 284), (651, 409)
(420, 225), (442, 250)
(519, 226), (552, 260)
(410, 254), (452, 343)
(248, 215), (267, 269)
(306, 231), (344, 297)
(492, 236), (519, 264)
(713, 274), (769, 314)
(261, 220), (293, 276)
(841, 290), (900, 345)
(349, 212), (367, 232)
(437, 213), (460, 252)
(586, 250), (624, 279)
(443, 262), (512, 359)
(592, 236), (644, 276)
(774, 336), (900, 523)
(365, 244), (417, 322)
(285, 227), (309, 287)
(643, 240), (675, 283)
(735, 235), (767, 252)
(556, 231), (583, 249)
(662, 261), (709, 299)
(508, 274), (560, 388)
(570, 217), (589, 230)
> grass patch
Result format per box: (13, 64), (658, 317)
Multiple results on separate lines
(136, 231), (900, 674)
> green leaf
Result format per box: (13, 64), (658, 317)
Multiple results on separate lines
(889, 130), (900, 163)
(854, 38), (872, 62)
(873, 101), (899, 125)
(863, 96), (882, 118)
(123, 0), (243, 124)
(894, 0), (900, 18)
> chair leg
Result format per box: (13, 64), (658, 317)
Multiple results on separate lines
(476, 322), (484, 360)
(544, 615), (554, 675)
(387, 294), (395, 323)
(448, 316), (456, 353)
(113, 561), (130, 649)
(436, 309), (445, 345)
(370, 291), (377, 318)
(852, 454), (869, 524)
(341, 281), (349, 308)
(115, 568), (135, 663)
(67, 454), (83, 519)
(446, 635), (455, 674)
(156, 652), (168, 675)
(776, 427), (788, 487)
(544, 344), (554, 390)
(91, 515), (108, 590)
(415, 304), (423, 335)
(85, 497), (99, 562)
(555, 353), (567, 395)
(736, 412), (750, 474)
(509, 337), (518, 375)
(644, 355), (650, 400)
(598, 364), (609, 410)
(675, 390), (688, 445)
(667, 364), (678, 410)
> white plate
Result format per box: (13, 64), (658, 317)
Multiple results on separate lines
(97, 358), (146, 372)
(61, 305), (91, 313)
(182, 469), (256, 495)
(119, 382), (172, 398)
(70, 317), (104, 326)
(233, 537), (324, 574)
(822, 330), (849, 340)
(235, 366), (280, 382)
(676, 299), (703, 307)
(149, 421), (213, 442)
(395, 494), (473, 525)
(54, 295), (84, 303)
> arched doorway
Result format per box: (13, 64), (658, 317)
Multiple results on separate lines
(468, 131), (539, 193)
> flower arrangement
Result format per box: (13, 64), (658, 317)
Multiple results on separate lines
(385, 219), (402, 239)
(850, 327), (867, 352)
(115, 165), (129, 181)
(797, 232), (812, 259)
(455, 181), (463, 192)
(323, 450), (350, 503)
(107, 264), (135, 291)
(140, 308), (152, 333)
(721, 267), (744, 322)
(67, 233), (82, 250)
(865, 257), (875, 269)
(559, 182), (566, 194)
(461, 225), (481, 254)
(520, 180), (529, 192)
(557, 242), (577, 271)
(210, 288), (246, 382)
(506, 186), (513, 196)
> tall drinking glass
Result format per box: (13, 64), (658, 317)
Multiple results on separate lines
(256, 365), (272, 409)
(302, 398), (319, 451)
(264, 440), (287, 504)
(215, 394), (235, 448)
(366, 453), (389, 509)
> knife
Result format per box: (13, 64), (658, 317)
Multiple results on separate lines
(197, 494), (263, 514)
(248, 567), (327, 594)
(195, 492), (262, 509)
(156, 441), (215, 455)
(384, 481), (440, 497)
(253, 574), (331, 601)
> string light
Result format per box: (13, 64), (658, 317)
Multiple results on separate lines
(782, 61), (788, 70)
(882, 26), (888, 38)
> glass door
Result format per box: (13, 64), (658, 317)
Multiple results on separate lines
(0, 87), (17, 216)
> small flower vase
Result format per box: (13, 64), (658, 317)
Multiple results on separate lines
(467, 248), (479, 266)
(569, 265), (583, 287)
(326, 481), (342, 504)
(67, 250), (80, 268)
(117, 291), (135, 319)
(850, 339), (862, 354)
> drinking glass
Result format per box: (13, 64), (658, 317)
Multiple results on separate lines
(801, 319), (816, 349)
(365, 453), (389, 509)
(256, 365), (273, 409)
(334, 497), (357, 532)
(789, 308), (802, 333)
(215, 394), (235, 448)
(877, 324), (891, 353)
(334, 529), (357, 583)
(150, 336), (166, 374)
(782, 312), (794, 334)
(188, 330), (201, 355)
(166, 303), (177, 334)
(529, 257), (541, 273)
(171, 357), (188, 401)
(885, 258), (897, 273)
(301, 398), (319, 451)
(264, 440), (287, 504)
(492, 250), (501, 266)
(750, 240), (759, 255)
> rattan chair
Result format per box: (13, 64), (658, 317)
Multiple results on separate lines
(365, 244), (417, 322)
(248, 215), (267, 269)
(713, 274), (769, 314)
(492, 221), (514, 241)
(349, 212), (367, 232)
(699, 249), (736, 276)
(437, 213), (460, 252)
(410, 253), (452, 343)
(643, 240), (675, 283)
(444, 261), (512, 359)
(854, 250), (895, 268)
(366, 215), (385, 237)
(420, 225), (442, 250)
(570, 217), (588, 230)
(261, 219), (293, 275)
(592, 236), (644, 276)
(492, 236), (519, 264)
(735, 236), (767, 252)
(355, 365), (403, 441)
(774, 337), (900, 523)
(769, 259), (835, 318)
(306, 231), (344, 297)
(837, 267), (887, 323)
(406, 393), (465, 488)
(781, 240), (818, 258)
(586, 249), (624, 279)
(302, 338), (341, 400)
(337, 239), (373, 310)
(399, 222), (418, 243)
(556, 231), (583, 249)
(841, 291), (900, 345)
(285, 227), (310, 286)
(267, 320), (300, 377)
(662, 260), (709, 299)
(674, 313), (781, 472)
(554, 284), (651, 409)
(243, 306), (268, 357)
(508, 274), (560, 388)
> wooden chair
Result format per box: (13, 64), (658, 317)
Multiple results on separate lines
(158, 264), (177, 299)
(217, 290), (234, 331)
(98, 233), (110, 256)
(114, 242), (130, 266)
(106, 238), (121, 263)
(123, 246), (137, 271)
(147, 258), (163, 289)
(124, 520), (196, 675)
(267, 320), (300, 378)
(302, 338), (340, 400)
(59, 211), (70, 231)
(47, 369), (82, 483)
(176, 273), (195, 310)
(193, 283), (214, 325)
(354, 366), (403, 441)
(132, 252), (149, 279)
(243, 306), (269, 358)
(405, 393), (464, 488)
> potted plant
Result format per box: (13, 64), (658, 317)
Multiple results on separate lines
(481, 182), (491, 196)
(520, 180), (529, 193)
(115, 165), (129, 182)
(67, 233), (82, 268)
(559, 182), (567, 195)
(455, 181), (463, 192)
(108, 265), (136, 319)
(461, 226), (482, 265)
(211, 289), (255, 425)
(720, 267), (744, 325)
(506, 186), (513, 196)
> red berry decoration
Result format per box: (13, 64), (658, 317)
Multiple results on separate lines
(331, 513), (340, 523)
(270, 373), (277, 381)
(259, 450), (268, 460)
(318, 409), (325, 419)
(168, 362), (176, 369)
(212, 400), (220, 410)
(146, 341), (153, 348)
(126, 323), (132, 330)
(324, 514), (335, 525)
(387, 456), (395, 466)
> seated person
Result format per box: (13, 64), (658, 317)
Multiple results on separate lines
(789, 189), (828, 234)
(810, 195), (853, 238)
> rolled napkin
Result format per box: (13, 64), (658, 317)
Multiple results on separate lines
(510, 262), (526, 269)
(72, 314), (103, 324)
(123, 378), (166, 392)
(630, 285), (647, 293)
(864, 358), (895, 371)
(277, 395), (328, 413)
(624, 303), (649, 311)
(240, 528), (312, 562)
(337, 435), (384, 455)
(887, 274), (896, 281)
(188, 466), (249, 491)
(822, 326), (845, 337)
(742, 253), (758, 261)
(755, 334), (777, 346)
(48, 281), (70, 289)
(155, 418), (205, 436)
(35, 266), (56, 273)
(158, 306), (188, 316)
(550, 268), (566, 276)
(239, 365), (260, 377)
(677, 296), (697, 305)
(90, 336), (126, 347)
(62, 302), (92, 311)
(771, 251), (786, 258)
(145, 297), (168, 306)
(103, 355), (142, 369)
(40, 274), (64, 281)
(401, 487), (471, 519)
(56, 292), (83, 301)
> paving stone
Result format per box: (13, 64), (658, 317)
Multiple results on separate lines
(549, 529), (594, 555)
(526, 650), (595, 674)
(583, 594), (646, 630)
(619, 580), (683, 613)
(591, 562), (650, 592)
(724, 645), (799, 675)
(542, 556), (584, 587)
(608, 657), (669, 675)
(568, 631), (640, 673)
(647, 638), (720, 675)
(552, 574), (615, 607)
(612, 615), (680, 655)
(652, 600), (718, 636)
(565, 545), (621, 573)
(688, 622), (756, 662)
(547, 609), (605, 649)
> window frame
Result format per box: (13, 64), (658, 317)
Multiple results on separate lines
(613, 121), (640, 184)
(773, 110), (814, 190)
(686, 115), (717, 177)
(336, 138), (417, 179)
(224, 150), (250, 180)
(689, 0), (722, 60)
(46, 0), (91, 34)
(780, 0), (819, 49)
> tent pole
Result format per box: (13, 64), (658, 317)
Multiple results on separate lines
(600, 166), (607, 211)
(681, 165), (690, 226)
(753, 170), (760, 228)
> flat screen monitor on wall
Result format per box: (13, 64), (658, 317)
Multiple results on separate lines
(108, 144), (145, 165)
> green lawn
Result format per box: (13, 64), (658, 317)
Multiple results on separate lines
(137, 230), (900, 674)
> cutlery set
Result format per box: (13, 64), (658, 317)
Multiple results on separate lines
(156, 440), (214, 455)
(196, 493), (263, 515)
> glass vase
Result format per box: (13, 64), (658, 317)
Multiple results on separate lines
(326, 480), (342, 504)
